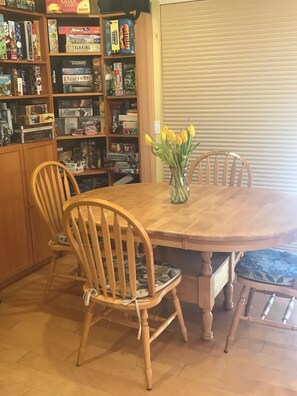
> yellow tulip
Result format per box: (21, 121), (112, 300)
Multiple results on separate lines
(168, 129), (176, 143)
(176, 134), (182, 145)
(160, 128), (167, 142)
(188, 124), (195, 138)
(145, 134), (153, 146)
(181, 129), (188, 143)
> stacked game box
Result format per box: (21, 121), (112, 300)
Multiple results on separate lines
(58, 25), (100, 53)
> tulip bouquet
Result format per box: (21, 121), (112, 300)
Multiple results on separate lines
(145, 124), (199, 203)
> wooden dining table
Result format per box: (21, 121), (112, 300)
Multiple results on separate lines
(68, 182), (297, 340)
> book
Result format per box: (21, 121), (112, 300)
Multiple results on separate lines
(111, 19), (120, 54)
(47, 19), (59, 53)
(58, 26), (100, 35)
(62, 74), (93, 85)
(118, 113), (138, 121)
(22, 20), (33, 60)
(119, 18), (135, 55)
(16, 0), (35, 11)
(62, 67), (92, 75)
(58, 107), (93, 117)
(0, 15), (6, 59)
(32, 20), (41, 61)
(46, 0), (90, 14)
(0, 74), (11, 96)
(29, 65), (42, 94)
(17, 104), (48, 115)
(65, 42), (100, 53)
(55, 117), (78, 135)
(7, 21), (17, 60)
(58, 99), (93, 108)
(123, 63), (136, 95)
(62, 59), (92, 68)
(113, 62), (123, 96)
(14, 22), (24, 60)
(92, 58), (102, 92)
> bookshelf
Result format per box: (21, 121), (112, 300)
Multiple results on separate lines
(0, 4), (56, 287)
(45, 12), (109, 191)
(101, 13), (140, 186)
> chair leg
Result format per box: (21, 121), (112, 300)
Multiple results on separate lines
(44, 251), (59, 303)
(171, 288), (188, 342)
(77, 301), (95, 366)
(141, 309), (152, 390)
(224, 285), (249, 353)
(223, 281), (234, 310)
(244, 287), (256, 316)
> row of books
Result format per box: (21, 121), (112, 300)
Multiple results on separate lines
(51, 58), (102, 94)
(0, 65), (42, 96)
(0, 16), (41, 61)
(2, 0), (35, 11)
(48, 20), (100, 54)
(55, 98), (102, 136)
(104, 18), (135, 56)
(105, 62), (136, 96)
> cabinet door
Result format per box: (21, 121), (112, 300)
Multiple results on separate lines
(0, 145), (32, 286)
(23, 140), (57, 265)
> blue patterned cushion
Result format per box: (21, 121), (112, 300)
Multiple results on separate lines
(236, 249), (297, 286)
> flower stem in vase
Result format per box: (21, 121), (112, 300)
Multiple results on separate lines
(169, 166), (190, 204)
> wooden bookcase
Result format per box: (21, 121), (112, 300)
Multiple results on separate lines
(0, 6), (56, 287)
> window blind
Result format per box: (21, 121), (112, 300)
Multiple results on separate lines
(160, 0), (297, 196)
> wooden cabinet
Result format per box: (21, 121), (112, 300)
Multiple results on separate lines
(0, 140), (55, 287)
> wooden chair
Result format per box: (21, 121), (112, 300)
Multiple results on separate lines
(31, 160), (85, 302)
(188, 150), (252, 187)
(225, 249), (297, 352)
(188, 150), (253, 310)
(63, 197), (188, 390)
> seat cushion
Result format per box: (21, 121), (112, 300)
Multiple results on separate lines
(105, 259), (181, 299)
(236, 249), (297, 286)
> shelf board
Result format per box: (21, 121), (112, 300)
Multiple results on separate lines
(0, 6), (43, 17)
(57, 134), (106, 140)
(50, 52), (101, 57)
(108, 134), (138, 139)
(106, 95), (137, 100)
(45, 13), (100, 18)
(53, 92), (103, 98)
(74, 169), (108, 177)
(104, 54), (135, 60)
(0, 94), (49, 100)
(0, 59), (46, 65)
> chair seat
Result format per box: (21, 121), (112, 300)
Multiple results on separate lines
(104, 259), (181, 299)
(236, 249), (297, 286)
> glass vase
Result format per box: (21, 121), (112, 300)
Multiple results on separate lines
(169, 166), (190, 204)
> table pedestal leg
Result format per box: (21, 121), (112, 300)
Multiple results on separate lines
(199, 251), (214, 340)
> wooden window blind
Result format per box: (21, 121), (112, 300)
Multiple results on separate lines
(160, 0), (297, 197)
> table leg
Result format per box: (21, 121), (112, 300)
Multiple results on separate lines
(198, 251), (214, 340)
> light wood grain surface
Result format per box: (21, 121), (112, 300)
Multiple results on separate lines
(70, 183), (297, 252)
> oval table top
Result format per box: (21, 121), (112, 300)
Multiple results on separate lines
(69, 183), (297, 253)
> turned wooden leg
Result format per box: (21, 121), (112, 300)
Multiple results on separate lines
(225, 285), (249, 353)
(77, 301), (95, 366)
(223, 253), (235, 310)
(199, 251), (214, 340)
(141, 309), (152, 390)
(44, 251), (59, 304)
(171, 288), (188, 342)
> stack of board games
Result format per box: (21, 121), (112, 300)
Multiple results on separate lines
(5, 0), (35, 11)
(106, 142), (139, 175)
(46, 0), (90, 14)
(104, 18), (134, 56)
(55, 98), (101, 136)
(62, 59), (93, 93)
(58, 25), (100, 53)
(104, 61), (136, 96)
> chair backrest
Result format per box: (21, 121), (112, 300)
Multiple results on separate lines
(63, 198), (156, 300)
(31, 161), (80, 244)
(188, 150), (253, 187)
